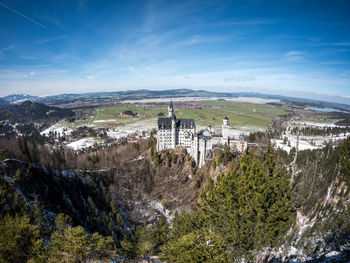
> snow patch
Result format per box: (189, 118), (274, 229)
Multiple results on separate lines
(66, 138), (101, 150)
(272, 121), (350, 153)
(323, 182), (335, 206)
(93, 119), (117, 123)
(41, 121), (73, 137)
(148, 200), (173, 223)
(296, 211), (316, 238)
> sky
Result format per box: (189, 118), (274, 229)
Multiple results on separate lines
(0, 0), (350, 103)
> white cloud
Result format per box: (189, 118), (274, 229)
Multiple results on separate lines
(181, 35), (226, 46)
(86, 75), (96, 79)
(30, 71), (35, 76)
(284, 50), (304, 61)
(128, 66), (135, 72)
(221, 19), (276, 26)
(0, 45), (16, 58)
(19, 55), (38, 60)
(285, 50), (303, 57)
(36, 35), (68, 45)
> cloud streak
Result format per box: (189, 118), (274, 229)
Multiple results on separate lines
(0, 45), (16, 58)
(36, 35), (68, 44)
(0, 1), (46, 29)
(221, 19), (275, 26)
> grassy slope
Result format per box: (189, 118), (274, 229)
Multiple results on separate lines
(91, 101), (287, 130)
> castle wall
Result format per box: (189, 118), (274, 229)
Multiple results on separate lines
(157, 129), (173, 151)
(157, 103), (247, 167)
(177, 128), (195, 148)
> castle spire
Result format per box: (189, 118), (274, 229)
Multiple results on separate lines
(168, 100), (175, 118)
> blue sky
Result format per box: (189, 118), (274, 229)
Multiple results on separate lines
(0, 0), (350, 103)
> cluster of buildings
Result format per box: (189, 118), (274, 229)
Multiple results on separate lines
(157, 101), (247, 167)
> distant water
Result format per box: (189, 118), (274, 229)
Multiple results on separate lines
(306, 107), (349, 113)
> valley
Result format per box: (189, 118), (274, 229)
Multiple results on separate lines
(2, 0), (350, 262)
(0, 90), (350, 262)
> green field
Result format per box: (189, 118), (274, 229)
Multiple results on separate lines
(90, 100), (287, 130)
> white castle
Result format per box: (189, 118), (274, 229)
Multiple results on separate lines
(157, 101), (247, 167)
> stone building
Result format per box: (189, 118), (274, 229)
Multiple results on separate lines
(157, 101), (247, 167)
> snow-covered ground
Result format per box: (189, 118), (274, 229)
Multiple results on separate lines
(229, 126), (263, 136)
(295, 210), (316, 238)
(225, 97), (280, 104)
(93, 119), (117, 123)
(66, 137), (103, 150)
(40, 121), (73, 137)
(106, 118), (156, 139)
(195, 125), (262, 138)
(272, 121), (350, 153)
(149, 200), (173, 223)
(135, 199), (174, 223)
(106, 130), (133, 139)
(290, 121), (340, 128)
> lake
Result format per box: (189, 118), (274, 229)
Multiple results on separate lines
(306, 107), (349, 113)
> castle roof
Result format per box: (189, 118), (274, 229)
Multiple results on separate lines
(169, 100), (174, 109)
(158, 118), (195, 130)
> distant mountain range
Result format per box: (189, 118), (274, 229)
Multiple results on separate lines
(2, 89), (350, 110)
(0, 98), (10, 109)
(2, 93), (40, 104)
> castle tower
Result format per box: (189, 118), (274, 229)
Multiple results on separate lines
(193, 135), (199, 164)
(168, 100), (174, 118)
(222, 116), (229, 140)
(169, 101), (176, 148)
(171, 116), (176, 148)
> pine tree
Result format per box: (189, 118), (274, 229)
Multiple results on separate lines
(340, 137), (350, 180)
(0, 214), (43, 263)
(159, 230), (230, 263)
(46, 226), (115, 263)
(0, 170), (28, 216)
(200, 148), (295, 259)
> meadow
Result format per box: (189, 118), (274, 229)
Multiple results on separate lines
(90, 100), (287, 131)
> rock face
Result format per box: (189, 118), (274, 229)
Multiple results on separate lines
(1, 158), (117, 235)
(1, 136), (350, 262)
(0, 145), (205, 231)
(254, 142), (350, 262)
(107, 147), (203, 223)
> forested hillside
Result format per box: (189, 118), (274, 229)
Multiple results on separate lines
(0, 134), (349, 262)
(0, 100), (74, 124)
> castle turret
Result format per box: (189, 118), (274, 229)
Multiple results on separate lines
(222, 116), (229, 140)
(168, 101), (176, 148)
(168, 100), (174, 118)
(171, 116), (176, 148)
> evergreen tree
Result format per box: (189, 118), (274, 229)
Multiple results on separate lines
(0, 214), (43, 263)
(55, 213), (72, 231)
(340, 137), (350, 181)
(0, 170), (28, 217)
(159, 230), (230, 263)
(32, 195), (48, 236)
(46, 226), (115, 263)
(121, 216), (169, 261)
(200, 148), (295, 259)
(168, 212), (204, 240)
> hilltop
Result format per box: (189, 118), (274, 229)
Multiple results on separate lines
(0, 101), (74, 137)
(2, 94), (39, 104)
(0, 100), (74, 124)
